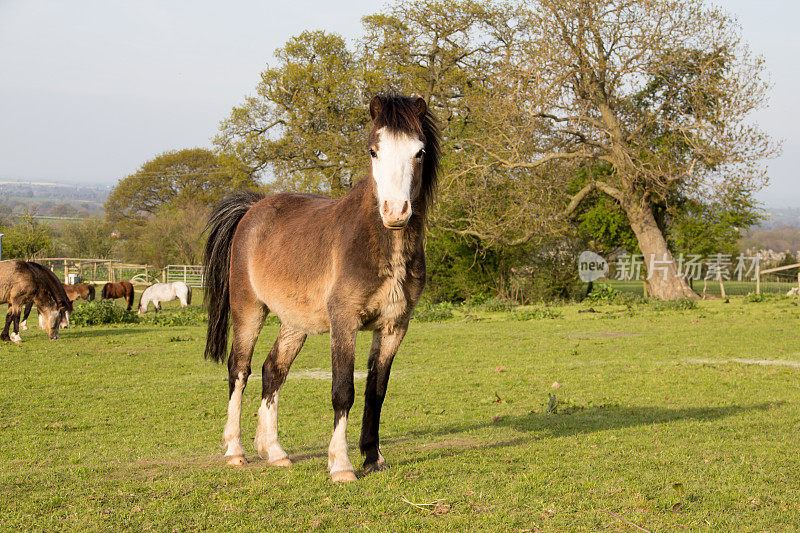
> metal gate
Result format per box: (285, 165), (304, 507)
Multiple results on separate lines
(165, 265), (206, 288)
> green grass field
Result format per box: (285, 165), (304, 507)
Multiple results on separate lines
(1, 297), (799, 531)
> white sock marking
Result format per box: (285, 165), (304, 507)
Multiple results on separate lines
(328, 414), (353, 475)
(255, 393), (289, 462)
(223, 372), (246, 457)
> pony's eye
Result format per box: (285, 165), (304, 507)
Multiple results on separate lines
(369, 148), (377, 158)
(415, 149), (425, 159)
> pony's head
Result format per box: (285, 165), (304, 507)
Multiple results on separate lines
(368, 94), (439, 229)
(35, 298), (62, 340)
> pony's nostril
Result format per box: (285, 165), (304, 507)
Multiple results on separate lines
(382, 200), (389, 215)
(401, 201), (410, 215)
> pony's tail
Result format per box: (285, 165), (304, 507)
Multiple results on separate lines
(126, 283), (134, 310)
(186, 285), (192, 306)
(203, 191), (265, 363)
(87, 284), (95, 301)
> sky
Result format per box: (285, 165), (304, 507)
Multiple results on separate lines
(0, 0), (798, 206)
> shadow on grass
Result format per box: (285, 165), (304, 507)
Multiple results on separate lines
(405, 402), (778, 442)
(379, 402), (781, 468)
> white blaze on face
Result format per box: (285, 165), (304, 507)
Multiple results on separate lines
(371, 127), (424, 228)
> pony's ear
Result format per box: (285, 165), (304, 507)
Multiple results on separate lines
(369, 95), (383, 120)
(413, 96), (427, 117)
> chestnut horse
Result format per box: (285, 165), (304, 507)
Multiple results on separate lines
(102, 281), (134, 310)
(204, 94), (440, 482)
(63, 283), (95, 302)
(0, 260), (66, 343)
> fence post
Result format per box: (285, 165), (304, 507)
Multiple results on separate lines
(64, 259), (68, 283)
(184, 265), (188, 283)
(756, 257), (761, 295)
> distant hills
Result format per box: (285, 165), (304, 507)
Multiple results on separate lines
(0, 179), (110, 218)
(755, 208), (800, 230)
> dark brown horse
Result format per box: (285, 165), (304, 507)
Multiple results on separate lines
(63, 283), (95, 302)
(204, 94), (440, 482)
(20, 262), (73, 331)
(0, 260), (66, 342)
(102, 281), (134, 310)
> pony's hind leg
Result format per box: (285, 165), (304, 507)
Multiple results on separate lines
(359, 327), (407, 473)
(222, 302), (266, 466)
(255, 324), (306, 466)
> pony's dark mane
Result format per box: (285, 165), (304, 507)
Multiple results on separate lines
(370, 94), (441, 208)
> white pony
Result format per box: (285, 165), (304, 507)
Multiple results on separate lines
(138, 281), (192, 314)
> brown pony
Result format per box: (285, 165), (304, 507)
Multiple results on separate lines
(204, 94), (440, 482)
(20, 262), (73, 331)
(63, 283), (95, 302)
(0, 260), (65, 343)
(102, 281), (134, 310)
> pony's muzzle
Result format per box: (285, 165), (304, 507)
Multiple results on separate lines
(381, 200), (411, 228)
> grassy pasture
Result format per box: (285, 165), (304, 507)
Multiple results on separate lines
(1, 297), (799, 531)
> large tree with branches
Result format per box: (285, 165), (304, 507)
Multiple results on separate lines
(469, 0), (776, 298)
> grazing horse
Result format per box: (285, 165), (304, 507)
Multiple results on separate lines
(19, 262), (72, 331)
(204, 94), (440, 482)
(102, 281), (135, 310)
(63, 283), (95, 302)
(0, 260), (65, 343)
(138, 281), (192, 314)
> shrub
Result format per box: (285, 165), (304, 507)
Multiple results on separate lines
(584, 283), (644, 306)
(139, 306), (207, 326)
(584, 283), (622, 304)
(744, 292), (781, 303)
(70, 300), (138, 326)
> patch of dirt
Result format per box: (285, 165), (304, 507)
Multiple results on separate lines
(568, 332), (643, 339)
(685, 358), (800, 368)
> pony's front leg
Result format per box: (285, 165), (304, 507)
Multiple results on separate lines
(255, 324), (306, 466)
(10, 306), (22, 344)
(360, 326), (407, 473)
(1, 310), (13, 342)
(328, 319), (358, 482)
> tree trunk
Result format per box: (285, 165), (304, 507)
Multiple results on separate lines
(623, 199), (697, 300)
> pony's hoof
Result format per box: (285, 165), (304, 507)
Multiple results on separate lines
(226, 455), (248, 467)
(20, 323), (28, 331)
(10, 333), (22, 344)
(267, 457), (292, 467)
(362, 461), (388, 475)
(331, 470), (357, 483)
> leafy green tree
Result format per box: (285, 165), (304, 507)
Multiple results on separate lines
(60, 218), (116, 258)
(120, 202), (210, 268)
(0, 210), (52, 260)
(106, 148), (256, 224)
